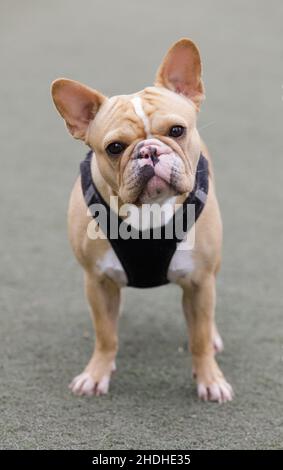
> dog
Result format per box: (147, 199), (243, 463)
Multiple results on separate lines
(51, 38), (233, 402)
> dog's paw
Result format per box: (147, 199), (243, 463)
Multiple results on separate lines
(69, 371), (110, 396)
(193, 356), (233, 403)
(213, 330), (224, 354)
(69, 361), (116, 397)
(197, 378), (233, 403)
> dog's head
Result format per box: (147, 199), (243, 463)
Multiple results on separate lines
(51, 38), (204, 205)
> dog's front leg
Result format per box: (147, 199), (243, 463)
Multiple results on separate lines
(182, 275), (233, 402)
(69, 271), (120, 397)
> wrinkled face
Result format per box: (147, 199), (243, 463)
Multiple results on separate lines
(88, 87), (200, 204)
(51, 38), (205, 205)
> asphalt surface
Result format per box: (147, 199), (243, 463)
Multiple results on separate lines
(0, 0), (283, 450)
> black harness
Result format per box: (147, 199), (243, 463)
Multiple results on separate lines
(80, 150), (209, 288)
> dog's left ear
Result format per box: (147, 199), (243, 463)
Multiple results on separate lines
(51, 78), (105, 140)
(155, 38), (204, 110)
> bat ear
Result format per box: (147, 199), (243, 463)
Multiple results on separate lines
(155, 38), (205, 110)
(51, 78), (105, 140)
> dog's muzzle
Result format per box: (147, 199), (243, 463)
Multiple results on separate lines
(132, 138), (182, 200)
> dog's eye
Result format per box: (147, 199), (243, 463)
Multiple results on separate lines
(168, 125), (185, 138)
(106, 142), (126, 156)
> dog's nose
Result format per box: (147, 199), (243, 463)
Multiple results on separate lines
(137, 146), (159, 166)
(150, 149), (159, 166)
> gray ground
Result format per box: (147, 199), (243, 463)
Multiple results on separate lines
(0, 0), (283, 450)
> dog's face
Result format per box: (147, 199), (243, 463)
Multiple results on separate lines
(52, 39), (204, 205)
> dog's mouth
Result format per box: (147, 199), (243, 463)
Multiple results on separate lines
(121, 138), (191, 205)
(137, 175), (175, 204)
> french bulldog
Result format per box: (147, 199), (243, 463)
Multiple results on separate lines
(51, 38), (233, 402)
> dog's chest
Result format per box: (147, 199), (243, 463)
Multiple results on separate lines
(97, 249), (128, 286)
(97, 243), (195, 286)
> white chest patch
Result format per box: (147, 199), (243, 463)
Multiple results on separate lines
(97, 241), (194, 287)
(97, 249), (128, 286)
(122, 196), (177, 230)
(167, 238), (195, 283)
(131, 96), (151, 137)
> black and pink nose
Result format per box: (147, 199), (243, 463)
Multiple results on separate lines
(135, 138), (173, 166)
(137, 146), (159, 166)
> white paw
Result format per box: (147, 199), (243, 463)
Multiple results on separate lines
(69, 371), (111, 397)
(213, 331), (224, 354)
(197, 379), (233, 403)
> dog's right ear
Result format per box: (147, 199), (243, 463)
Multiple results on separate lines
(51, 79), (105, 140)
(155, 38), (204, 110)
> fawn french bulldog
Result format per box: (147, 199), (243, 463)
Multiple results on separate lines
(51, 38), (233, 402)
